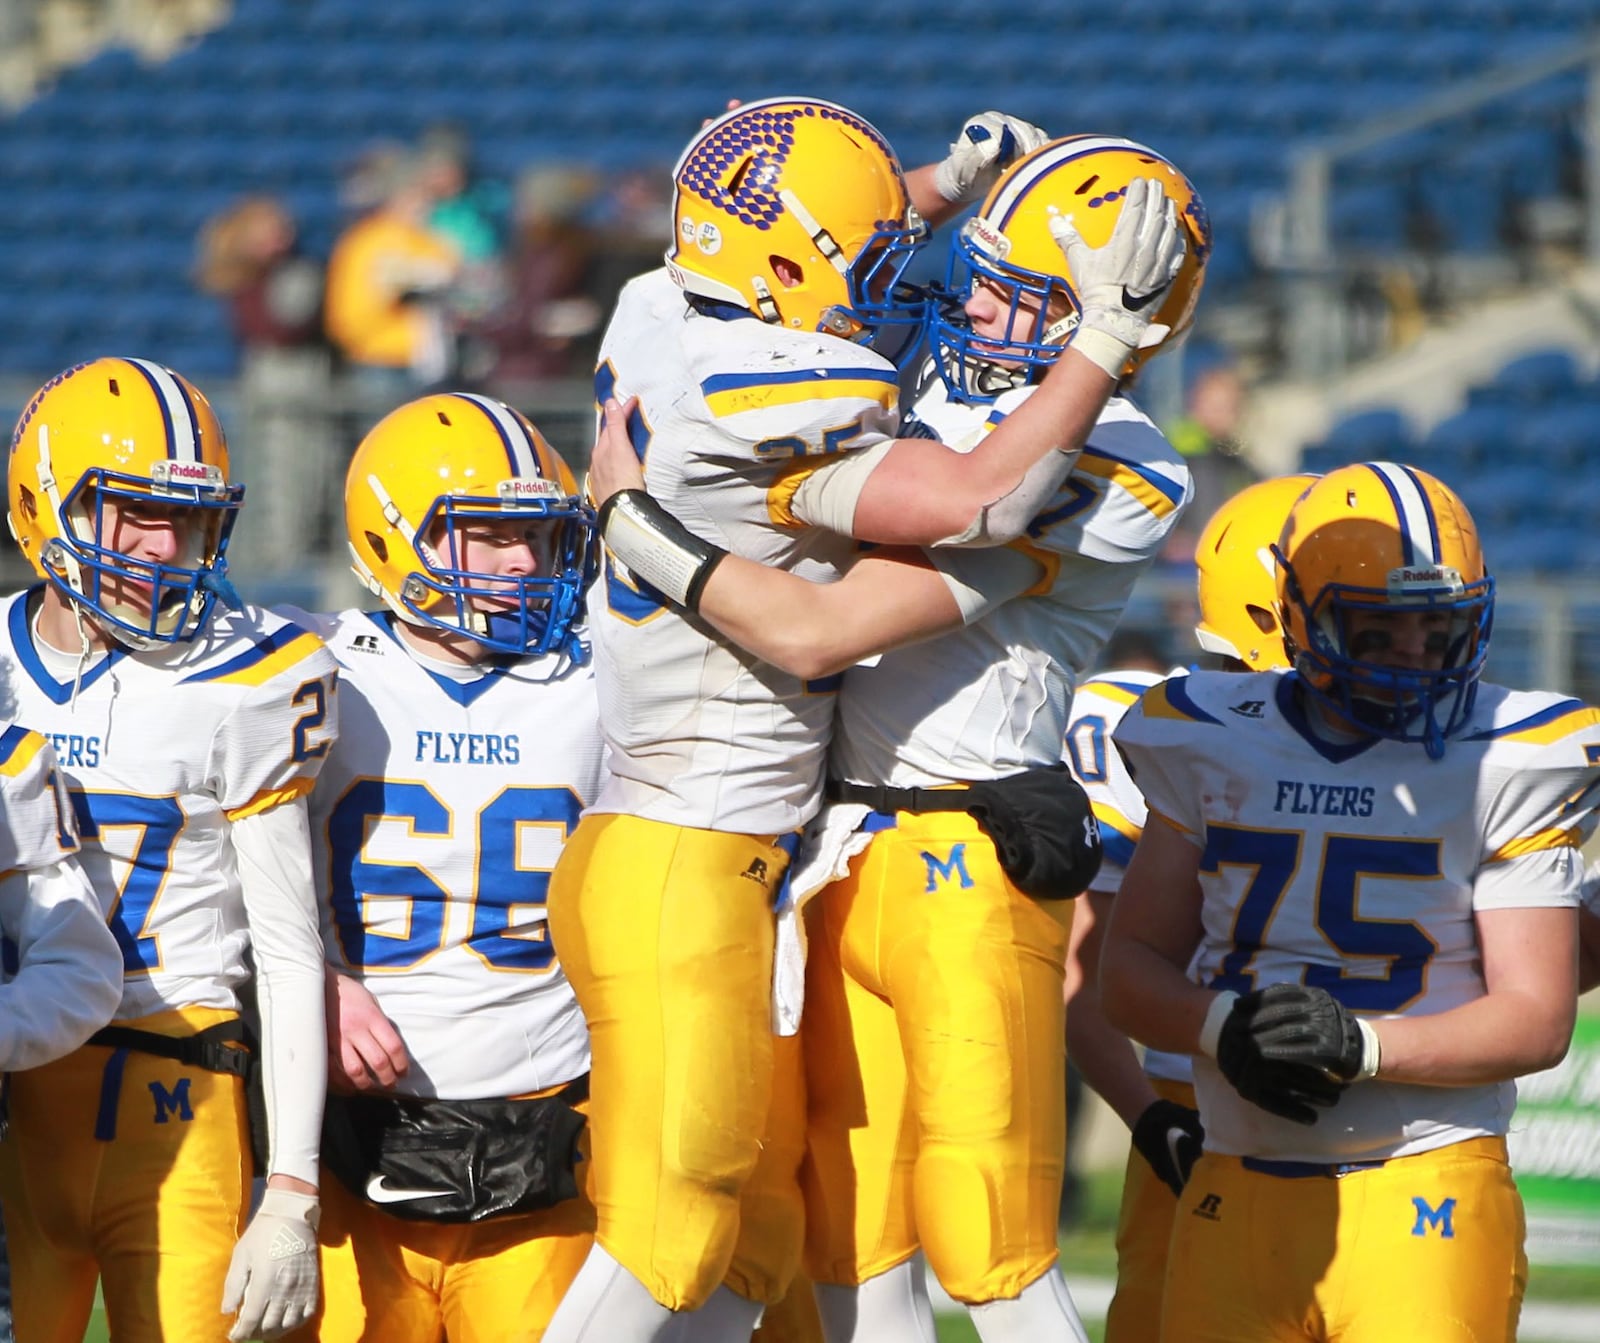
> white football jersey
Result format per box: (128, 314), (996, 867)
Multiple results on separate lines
(0, 723), (125, 1071)
(830, 374), (1191, 788)
(1115, 668), (1600, 1161)
(299, 610), (602, 1099)
(589, 267), (900, 833)
(1065, 667), (1196, 1087)
(0, 589), (338, 1020)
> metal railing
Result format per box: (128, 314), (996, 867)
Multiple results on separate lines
(1277, 35), (1600, 379)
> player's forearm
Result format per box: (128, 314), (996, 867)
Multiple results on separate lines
(1100, 934), (1214, 1059)
(694, 560), (873, 681)
(1580, 908), (1600, 996)
(1065, 892), (1162, 1127)
(851, 349), (1114, 546)
(904, 163), (966, 231)
(1372, 989), (1577, 1086)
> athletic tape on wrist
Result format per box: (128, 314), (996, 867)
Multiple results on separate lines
(1198, 990), (1238, 1060)
(598, 490), (726, 612)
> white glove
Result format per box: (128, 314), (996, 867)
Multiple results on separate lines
(1048, 177), (1188, 378)
(221, 1189), (321, 1340)
(933, 111), (1051, 204)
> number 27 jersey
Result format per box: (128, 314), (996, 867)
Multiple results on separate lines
(0, 589), (338, 1020)
(1115, 668), (1600, 1162)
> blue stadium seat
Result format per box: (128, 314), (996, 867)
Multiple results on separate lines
(1422, 404), (1519, 468)
(1513, 404), (1600, 471)
(1317, 407), (1416, 461)
(1483, 348), (1583, 405)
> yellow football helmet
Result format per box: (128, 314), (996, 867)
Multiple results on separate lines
(346, 392), (597, 659)
(1273, 461), (1493, 758)
(666, 97), (928, 340)
(7, 356), (243, 647)
(929, 135), (1211, 399)
(1193, 474), (1318, 670)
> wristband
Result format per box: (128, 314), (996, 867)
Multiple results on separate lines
(1354, 1016), (1382, 1081)
(1198, 990), (1238, 1060)
(598, 490), (727, 614)
(1068, 326), (1135, 380)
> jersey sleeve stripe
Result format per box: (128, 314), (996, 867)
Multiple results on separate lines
(1081, 680), (1144, 708)
(1485, 824), (1583, 864)
(1143, 676), (1222, 725)
(1076, 447), (1186, 518)
(181, 628), (325, 686)
(701, 371), (898, 417)
(224, 775), (317, 822)
(1464, 701), (1600, 744)
(0, 725), (45, 777)
(766, 458), (828, 526)
(1145, 805), (1195, 837)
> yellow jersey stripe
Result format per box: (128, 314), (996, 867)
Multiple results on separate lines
(224, 775), (316, 823)
(1146, 805), (1195, 837)
(1491, 706), (1600, 746)
(1080, 680), (1143, 709)
(1075, 449), (1184, 518)
(1139, 678), (1222, 725)
(0, 726), (47, 778)
(703, 378), (897, 418)
(208, 632), (324, 689)
(1091, 800), (1143, 845)
(1486, 825), (1582, 864)
(766, 458), (831, 527)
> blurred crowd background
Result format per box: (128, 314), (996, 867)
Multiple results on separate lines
(3, 0), (1600, 698)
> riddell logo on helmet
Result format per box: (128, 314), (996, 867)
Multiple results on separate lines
(1387, 565), (1464, 594)
(963, 216), (1011, 261)
(499, 479), (561, 501)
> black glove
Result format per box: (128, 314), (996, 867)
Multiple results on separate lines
(1131, 1099), (1205, 1198)
(1215, 988), (1349, 1125)
(1248, 982), (1377, 1082)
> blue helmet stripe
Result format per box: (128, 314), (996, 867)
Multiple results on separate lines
(122, 358), (180, 460)
(450, 393), (539, 478)
(1367, 461), (1438, 566)
(1396, 463), (1442, 563)
(125, 357), (200, 461)
(987, 136), (1168, 233)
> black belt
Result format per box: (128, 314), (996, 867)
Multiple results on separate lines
(87, 1021), (252, 1078)
(1241, 1156), (1388, 1179)
(825, 780), (973, 814)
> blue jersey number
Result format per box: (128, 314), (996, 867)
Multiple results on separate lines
(594, 359), (668, 624)
(70, 790), (185, 975)
(1202, 824), (1440, 1011)
(1064, 714), (1109, 783)
(326, 780), (579, 974)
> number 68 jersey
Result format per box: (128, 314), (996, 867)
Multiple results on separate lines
(298, 610), (604, 1100)
(0, 589), (339, 1020)
(1115, 667), (1600, 1163)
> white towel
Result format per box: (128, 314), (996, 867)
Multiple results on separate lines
(771, 802), (873, 1035)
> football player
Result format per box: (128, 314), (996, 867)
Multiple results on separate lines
(281, 393), (601, 1342)
(1102, 462), (1597, 1343)
(1581, 863), (1600, 994)
(0, 723), (124, 1063)
(543, 101), (1190, 1343)
(585, 135), (1209, 1343)
(1060, 473), (1314, 1343)
(0, 358), (335, 1342)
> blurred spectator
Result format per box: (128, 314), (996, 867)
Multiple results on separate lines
(583, 165), (674, 339)
(476, 163), (603, 388)
(196, 195), (338, 574)
(1161, 345), (1261, 563)
(325, 144), (462, 408)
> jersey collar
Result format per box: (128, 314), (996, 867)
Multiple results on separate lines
(1275, 673), (1382, 764)
(12, 586), (126, 705)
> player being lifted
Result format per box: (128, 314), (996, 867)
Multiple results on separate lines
(0, 357), (336, 1342)
(543, 100), (1190, 1343)
(1060, 473), (1314, 1343)
(282, 393), (601, 1342)
(584, 133), (1209, 1343)
(1103, 462), (1598, 1343)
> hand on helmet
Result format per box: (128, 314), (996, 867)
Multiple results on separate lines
(1048, 177), (1187, 378)
(934, 111), (1051, 205)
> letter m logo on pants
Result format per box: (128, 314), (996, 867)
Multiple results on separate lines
(1411, 1196), (1456, 1238)
(149, 1077), (195, 1124)
(922, 844), (975, 893)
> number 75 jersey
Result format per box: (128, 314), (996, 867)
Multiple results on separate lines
(1114, 667), (1600, 1162)
(0, 589), (339, 1020)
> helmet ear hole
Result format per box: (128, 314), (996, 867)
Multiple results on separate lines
(772, 256), (804, 289)
(1247, 604), (1277, 634)
(16, 485), (36, 525)
(365, 532), (388, 564)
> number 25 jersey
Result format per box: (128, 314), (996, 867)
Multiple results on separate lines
(0, 589), (338, 1020)
(1115, 668), (1600, 1163)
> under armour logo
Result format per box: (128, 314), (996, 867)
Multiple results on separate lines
(1192, 1192), (1223, 1221)
(1229, 700), (1265, 718)
(741, 857), (769, 884)
(350, 634), (381, 653)
(1083, 814), (1100, 849)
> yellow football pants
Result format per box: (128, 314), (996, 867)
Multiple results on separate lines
(1162, 1136), (1526, 1343)
(300, 1169), (595, 1342)
(800, 811), (1073, 1304)
(0, 1006), (251, 1343)
(751, 1271), (824, 1343)
(547, 813), (804, 1312)
(1104, 1076), (1196, 1343)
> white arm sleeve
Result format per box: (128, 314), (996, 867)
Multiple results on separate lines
(790, 438), (1081, 546)
(233, 798), (327, 1187)
(0, 858), (122, 1072)
(929, 545), (1047, 623)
